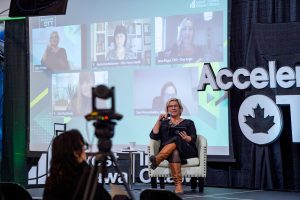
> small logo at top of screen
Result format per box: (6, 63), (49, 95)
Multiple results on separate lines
(39, 16), (56, 28)
(189, 0), (201, 8)
(238, 95), (283, 145)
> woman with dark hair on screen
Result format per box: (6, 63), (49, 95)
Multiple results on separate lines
(68, 72), (95, 116)
(41, 31), (70, 71)
(159, 17), (202, 61)
(152, 81), (190, 115)
(106, 25), (136, 60)
(149, 98), (198, 194)
(43, 129), (111, 200)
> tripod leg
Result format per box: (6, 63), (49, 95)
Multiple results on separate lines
(82, 154), (110, 200)
(110, 153), (135, 200)
(83, 162), (102, 200)
(89, 164), (103, 200)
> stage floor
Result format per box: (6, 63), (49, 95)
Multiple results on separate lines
(28, 184), (300, 200)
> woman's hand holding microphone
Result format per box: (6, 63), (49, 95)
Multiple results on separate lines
(153, 113), (171, 134)
(158, 113), (171, 122)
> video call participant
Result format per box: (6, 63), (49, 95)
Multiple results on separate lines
(106, 25), (136, 61)
(41, 31), (70, 71)
(43, 129), (111, 200)
(158, 17), (202, 61)
(68, 72), (95, 116)
(149, 98), (198, 194)
(152, 81), (190, 115)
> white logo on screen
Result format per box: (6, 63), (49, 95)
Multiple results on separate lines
(190, 0), (201, 8)
(238, 95), (283, 145)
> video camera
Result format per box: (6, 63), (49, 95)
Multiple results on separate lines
(85, 85), (122, 152)
(83, 85), (134, 200)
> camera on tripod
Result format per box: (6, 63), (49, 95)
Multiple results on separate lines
(85, 85), (122, 153)
(83, 85), (134, 200)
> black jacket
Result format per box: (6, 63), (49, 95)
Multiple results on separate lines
(43, 162), (111, 200)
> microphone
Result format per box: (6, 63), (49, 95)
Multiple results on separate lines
(167, 112), (171, 121)
(160, 113), (171, 122)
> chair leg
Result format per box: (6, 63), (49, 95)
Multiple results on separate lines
(159, 177), (165, 189)
(151, 177), (157, 188)
(198, 177), (204, 192)
(191, 177), (197, 191)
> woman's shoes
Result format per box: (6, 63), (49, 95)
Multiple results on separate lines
(149, 143), (177, 170)
(149, 155), (158, 169)
(169, 163), (184, 194)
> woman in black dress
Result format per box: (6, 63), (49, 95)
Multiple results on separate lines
(149, 98), (198, 194)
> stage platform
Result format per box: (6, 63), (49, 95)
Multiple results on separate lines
(28, 184), (300, 200)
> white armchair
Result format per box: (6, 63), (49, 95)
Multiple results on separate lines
(148, 134), (207, 192)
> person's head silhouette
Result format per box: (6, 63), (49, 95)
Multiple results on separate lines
(49, 31), (60, 48)
(176, 17), (195, 49)
(113, 25), (127, 49)
(160, 81), (178, 105)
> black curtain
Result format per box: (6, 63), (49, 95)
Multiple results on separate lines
(0, 19), (28, 185)
(206, 0), (300, 190)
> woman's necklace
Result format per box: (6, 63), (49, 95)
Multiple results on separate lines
(169, 118), (183, 127)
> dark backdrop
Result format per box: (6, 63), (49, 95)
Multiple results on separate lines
(205, 0), (300, 190)
(1, 19), (27, 185)
(1, 0), (300, 190)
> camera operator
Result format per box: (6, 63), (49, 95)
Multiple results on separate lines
(43, 129), (111, 200)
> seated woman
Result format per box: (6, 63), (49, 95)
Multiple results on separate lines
(43, 129), (111, 200)
(149, 98), (198, 194)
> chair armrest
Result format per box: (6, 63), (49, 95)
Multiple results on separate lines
(197, 134), (207, 177)
(148, 139), (161, 156)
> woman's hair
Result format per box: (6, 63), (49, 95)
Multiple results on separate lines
(72, 72), (95, 115)
(78, 71), (95, 85)
(113, 25), (127, 47)
(50, 31), (59, 42)
(45, 129), (85, 190)
(160, 81), (177, 96)
(165, 98), (183, 115)
(176, 17), (194, 47)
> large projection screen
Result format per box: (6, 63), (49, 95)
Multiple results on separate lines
(28, 0), (232, 160)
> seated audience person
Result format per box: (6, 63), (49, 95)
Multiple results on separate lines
(149, 98), (198, 194)
(106, 25), (136, 60)
(41, 31), (69, 71)
(43, 129), (111, 200)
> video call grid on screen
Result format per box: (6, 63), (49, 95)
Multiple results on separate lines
(28, 0), (230, 157)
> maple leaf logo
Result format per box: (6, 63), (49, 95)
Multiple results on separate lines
(244, 104), (275, 134)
